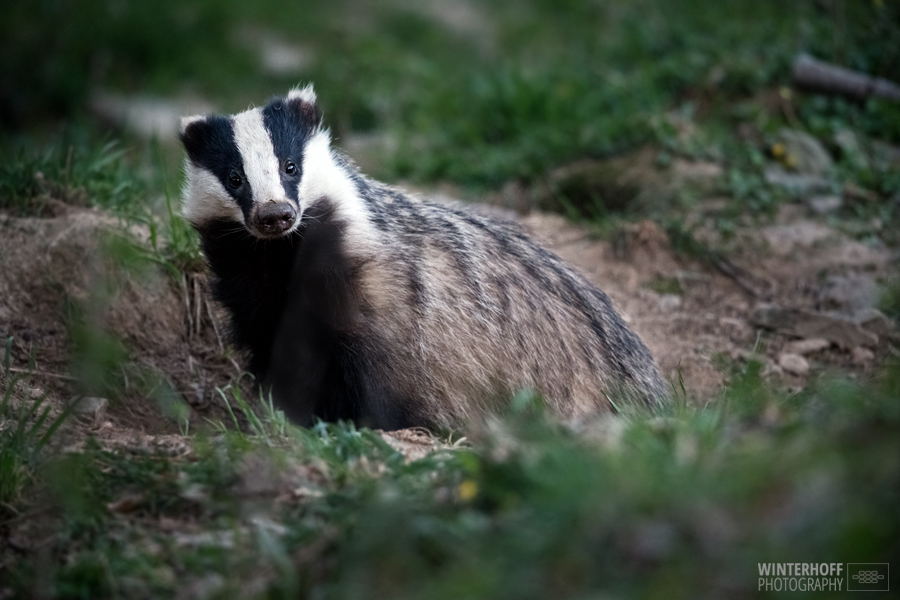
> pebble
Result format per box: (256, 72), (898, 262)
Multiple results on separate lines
(775, 129), (834, 175)
(71, 396), (109, 424)
(850, 347), (875, 366)
(779, 353), (810, 377)
(658, 294), (682, 312)
(819, 272), (879, 313)
(807, 195), (843, 214)
(783, 338), (831, 356)
(764, 167), (830, 196)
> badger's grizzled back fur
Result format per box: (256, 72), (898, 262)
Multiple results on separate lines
(180, 85), (667, 431)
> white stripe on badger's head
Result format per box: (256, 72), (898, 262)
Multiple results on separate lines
(298, 131), (368, 221)
(292, 129), (385, 254)
(181, 113), (253, 229)
(181, 163), (244, 226)
(232, 109), (286, 211)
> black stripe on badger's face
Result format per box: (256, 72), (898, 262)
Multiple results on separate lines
(262, 97), (319, 204)
(180, 116), (255, 221)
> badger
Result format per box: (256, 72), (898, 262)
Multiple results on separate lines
(179, 85), (667, 431)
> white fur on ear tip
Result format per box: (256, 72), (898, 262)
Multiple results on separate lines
(180, 115), (206, 134)
(287, 84), (317, 104)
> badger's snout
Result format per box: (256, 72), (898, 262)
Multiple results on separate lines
(252, 201), (297, 237)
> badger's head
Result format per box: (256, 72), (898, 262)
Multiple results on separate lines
(179, 85), (323, 239)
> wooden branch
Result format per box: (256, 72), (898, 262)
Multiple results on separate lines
(792, 53), (900, 102)
(7, 367), (76, 381)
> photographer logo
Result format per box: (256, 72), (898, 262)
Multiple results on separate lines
(847, 564), (889, 592)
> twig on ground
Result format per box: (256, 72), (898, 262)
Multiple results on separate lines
(205, 298), (225, 353)
(7, 367), (76, 381)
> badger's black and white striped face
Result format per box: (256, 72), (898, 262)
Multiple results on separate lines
(180, 85), (323, 239)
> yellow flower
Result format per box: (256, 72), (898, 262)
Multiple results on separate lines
(458, 479), (478, 501)
(771, 142), (786, 158)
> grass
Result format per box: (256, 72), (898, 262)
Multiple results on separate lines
(0, 128), (202, 277)
(0, 131), (146, 217)
(1, 361), (897, 598)
(4, 1), (899, 183)
(5, 0), (897, 244)
(647, 276), (684, 296)
(0, 338), (74, 509)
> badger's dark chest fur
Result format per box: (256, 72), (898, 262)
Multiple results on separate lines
(198, 218), (302, 376)
(197, 208), (423, 430)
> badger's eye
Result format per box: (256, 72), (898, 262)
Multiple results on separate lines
(228, 173), (242, 188)
(285, 160), (297, 175)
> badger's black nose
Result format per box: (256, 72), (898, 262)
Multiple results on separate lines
(254, 202), (297, 236)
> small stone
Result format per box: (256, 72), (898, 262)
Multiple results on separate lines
(784, 338), (831, 355)
(658, 294), (682, 312)
(819, 272), (880, 312)
(720, 316), (749, 336)
(779, 353), (810, 377)
(761, 222), (835, 255)
(807, 195), (843, 214)
(71, 396), (108, 424)
(762, 361), (784, 378)
(851, 347), (875, 365)
(775, 129), (834, 175)
(764, 167), (830, 197)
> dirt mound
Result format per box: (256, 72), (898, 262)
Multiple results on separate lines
(519, 207), (896, 396)
(0, 208), (236, 436)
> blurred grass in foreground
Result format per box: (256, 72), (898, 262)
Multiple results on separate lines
(1, 360), (897, 598)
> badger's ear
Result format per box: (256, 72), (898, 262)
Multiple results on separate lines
(286, 85), (323, 128)
(180, 115), (206, 135)
(287, 83), (316, 104)
(178, 115), (209, 162)
(179, 115), (215, 162)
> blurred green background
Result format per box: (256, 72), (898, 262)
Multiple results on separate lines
(2, 0), (898, 192)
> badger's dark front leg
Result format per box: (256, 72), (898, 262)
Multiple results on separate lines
(264, 208), (419, 430)
(262, 210), (357, 425)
